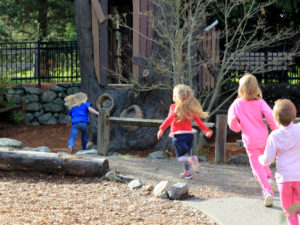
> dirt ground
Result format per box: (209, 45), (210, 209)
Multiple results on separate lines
(0, 122), (245, 161)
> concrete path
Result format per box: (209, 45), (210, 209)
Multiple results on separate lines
(184, 197), (286, 225)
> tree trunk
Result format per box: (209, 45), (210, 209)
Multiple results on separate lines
(0, 148), (109, 177)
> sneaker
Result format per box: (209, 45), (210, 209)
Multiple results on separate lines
(180, 172), (193, 180)
(67, 146), (74, 154)
(268, 178), (278, 192)
(190, 156), (201, 173)
(264, 193), (273, 207)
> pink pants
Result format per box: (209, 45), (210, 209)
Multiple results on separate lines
(246, 147), (274, 196)
(278, 182), (300, 225)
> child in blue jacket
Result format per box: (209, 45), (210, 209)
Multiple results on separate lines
(64, 92), (98, 153)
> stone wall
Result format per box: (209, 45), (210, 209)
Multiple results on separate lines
(7, 83), (81, 125)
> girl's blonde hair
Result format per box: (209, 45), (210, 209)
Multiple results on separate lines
(173, 84), (208, 121)
(238, 73), (262, 100)
(273, 99), (296, 126)
(64, 92), (88, 109)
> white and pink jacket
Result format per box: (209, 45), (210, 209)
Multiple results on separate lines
(259, 123), (300, 183)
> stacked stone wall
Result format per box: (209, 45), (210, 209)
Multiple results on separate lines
(7, 83), (81, 125)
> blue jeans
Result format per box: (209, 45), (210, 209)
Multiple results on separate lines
(68, 122), (88, 150)
(172, 134), (194, 157)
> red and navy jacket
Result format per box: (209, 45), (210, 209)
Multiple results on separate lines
(159, 104), (211, 137)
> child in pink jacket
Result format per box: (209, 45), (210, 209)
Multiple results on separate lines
(259, 99), (300, 225)
(228, 73), (277, 207)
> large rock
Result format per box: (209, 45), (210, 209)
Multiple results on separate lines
(41, 91), (57, 103)
(128, 179), (143, 190)
(227, 154), (249, 165)
(153, 181), (170, 197)
(26, 103), (41, 112)
(22, 95), (39, 103)
(24, 87), (41, 95)
(147, 151), (167, 159)
(6, 94), (22, 104)
(38, 113), (57, 124)
(43, 98), (65, 112)
(167, 182), (189, 200)
(50, 85), (64, 92)
(0, 138), (23, 148)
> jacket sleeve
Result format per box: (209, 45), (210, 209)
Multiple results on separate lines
(193, 116), (210, 134)
(259, 134), (277, 166)
(227, 101), (241, 133)
(261, 99), (277, 131)
(159, 105), (175, 131)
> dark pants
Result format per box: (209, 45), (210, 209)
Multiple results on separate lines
(68, 122), (88, 150)
(172, 134), (194, 157)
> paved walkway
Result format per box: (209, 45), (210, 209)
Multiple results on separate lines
(184, 197), (285, 225)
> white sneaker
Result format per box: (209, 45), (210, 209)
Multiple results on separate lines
(268, 178), (278, 192)
(264, 193), (273, 207)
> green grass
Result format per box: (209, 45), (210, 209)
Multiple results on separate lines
(3, 66), (81, 84)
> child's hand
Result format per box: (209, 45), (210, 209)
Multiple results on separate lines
(157, 129), (164, 140)
(205, 130), (213, 138)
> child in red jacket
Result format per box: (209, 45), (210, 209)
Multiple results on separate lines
(157, 84), (213, 179)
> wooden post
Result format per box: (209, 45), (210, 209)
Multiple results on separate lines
(99, 0), (108, 86)
(97, 108), (110, 156)
(215, 114), (227, 163)
(132, 0), (140, 80)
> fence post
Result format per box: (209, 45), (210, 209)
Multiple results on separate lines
(97, 108), (110, 156)
(34, 39), (41, 88)
(215, 114), (227, 163)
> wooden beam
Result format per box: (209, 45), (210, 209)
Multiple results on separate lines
(91, 0), (105, 23)
(91, 5), (101, 84)
(0, 148), (109, 177)
(132, 0), (140, 81)
(109, 117), (215, 128)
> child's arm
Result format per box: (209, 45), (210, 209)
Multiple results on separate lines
(157, 129), (164, 140)
(227, 102), (241, 133)
(261, 99), (277, 131)
(258, 135), (277, 166)
(157, 105), (175, 140)
(88, 106), (99, 116)
(193, 117), (213, 138)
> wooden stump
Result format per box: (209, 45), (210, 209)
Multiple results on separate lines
(0, 148), (109, 177)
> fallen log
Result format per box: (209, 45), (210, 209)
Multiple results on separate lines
(0, 148), (109, 177)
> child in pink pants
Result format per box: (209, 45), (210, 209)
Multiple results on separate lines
(228, 74), (277, 207)
(259, 99), (300, 225)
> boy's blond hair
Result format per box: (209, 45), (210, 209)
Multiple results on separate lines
(64, 92), (88, 109)
(273, 99), (296, 126)
(238, 73), (262, 100)
(173, 84), (208, 121)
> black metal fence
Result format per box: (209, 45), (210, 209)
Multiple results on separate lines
(0, 41), (80, 86)
(226, 41), (300, 84)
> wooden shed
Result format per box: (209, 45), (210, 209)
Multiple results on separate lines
(89, 0), (219, 92)
(90, 0), (153, 86)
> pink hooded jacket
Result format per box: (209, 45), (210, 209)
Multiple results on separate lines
(228, 98), (277, 150)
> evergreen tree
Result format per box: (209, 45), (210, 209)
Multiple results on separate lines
(0, 0), (76, 41)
